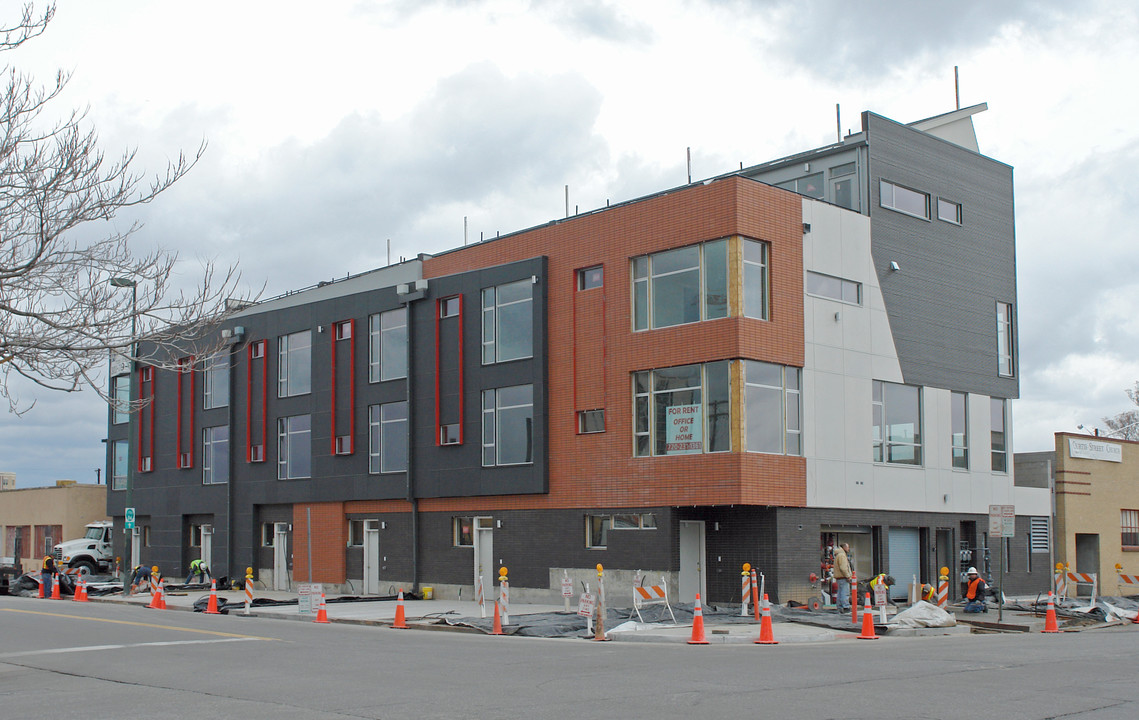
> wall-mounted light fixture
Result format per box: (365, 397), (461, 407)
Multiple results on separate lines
(889, 261), (901, 271)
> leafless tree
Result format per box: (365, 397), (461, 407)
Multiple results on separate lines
(1101, 382), (1139, 441)
(0, 4), (252, 413)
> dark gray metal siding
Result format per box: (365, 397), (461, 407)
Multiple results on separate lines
(865, 112), (1019, 399)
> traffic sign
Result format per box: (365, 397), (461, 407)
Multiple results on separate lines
(125, 507), (136, 530)
(989, 504), (1015, 538)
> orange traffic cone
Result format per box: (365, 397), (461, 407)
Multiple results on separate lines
(687, 593), (710, 644)
(857, 593), (878, 640)
(73, 577), (89, 602)
(1042, 591), (1059, 633)
(754, 594), (779, 645)
(147, 580), (162, 609)
(313, 590), (330, 623)
(51, 573), (61, 599)
(491, 600), (504, 635)
(205, 579), (220, 614)
(392, 589), (409, 629)
(38, 576), (45, 598)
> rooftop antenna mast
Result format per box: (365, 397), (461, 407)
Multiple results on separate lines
(954, 65), (960, 110)
(836, 103), (841, 143)
(687, 147), (692, 184)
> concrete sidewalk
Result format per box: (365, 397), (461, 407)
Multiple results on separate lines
(86, 585), (847, 643)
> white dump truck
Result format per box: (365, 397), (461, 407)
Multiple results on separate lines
(53, 521), (114, 576)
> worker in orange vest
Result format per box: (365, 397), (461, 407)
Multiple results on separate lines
(963, 567), (988, 613)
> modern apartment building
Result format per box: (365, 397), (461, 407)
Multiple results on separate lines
(105, 104), (1049, 603)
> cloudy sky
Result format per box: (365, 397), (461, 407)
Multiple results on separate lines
(3, 0), (1138, 488)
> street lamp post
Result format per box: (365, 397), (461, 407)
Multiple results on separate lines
(110, 277), (137, 578)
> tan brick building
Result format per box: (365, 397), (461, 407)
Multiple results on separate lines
(0, 482), (109, 574)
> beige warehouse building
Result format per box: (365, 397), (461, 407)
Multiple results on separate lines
(0, 480), (109, 574)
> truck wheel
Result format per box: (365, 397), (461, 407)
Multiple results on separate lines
(72, 560), (96, 577)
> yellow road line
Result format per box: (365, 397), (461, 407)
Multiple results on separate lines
(0, 608), (280, 640)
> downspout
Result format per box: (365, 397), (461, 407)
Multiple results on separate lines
(405, 296), (419, 594)
(226, 336), (240, 582)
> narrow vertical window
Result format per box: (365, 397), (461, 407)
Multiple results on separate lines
(951, 391), (969, 469)
(990, 398), (1007, 473)
(369, 401), (408, 473)
(111, 375), (130, 424)
(873, 380), (922, 465)
(278, 331), (312, 397)
(743, 239), (770, 320)
(203, 354), (229, 410)
(202, 426), (229, 485)
(112, 440), (129, 490)
(997, 302), (1014, 377)
(744, 361), (801, 456)
(1122, 510), (1139, 548)
(370, 307), (408, 382)
(277, 415), (312, 479)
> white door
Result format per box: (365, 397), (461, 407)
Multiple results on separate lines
(473, 517), (494, 600)
(273, 523), (290, 591)
(363, 520), (380, 595)
(888, 528), (921, 601)
(679, 521), (706, 603)
(200, 524), (213, 569)
(130, 527), (141, 576)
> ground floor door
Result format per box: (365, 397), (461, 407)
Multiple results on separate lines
(888, 527), (921, 601)
(936, 528), (955, 601)
(273, 522), (290, 591)
(1075, 533), (1100, 596)
(678, 520), (706, 604)
(200, 524), (213, 570)
(363, 520), (380, 595)
(473, 517), (493, 601)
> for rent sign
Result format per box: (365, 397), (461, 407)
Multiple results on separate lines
(665, 404), (702, 454)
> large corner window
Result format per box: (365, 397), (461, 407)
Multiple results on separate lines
(203, 354), (229, 410)
(991, 398), (1007, 473)
(633, 361), (730, 457)
(369, 307), (408, 382)
(997, 302), (1014, 377)
(111, 374), (130, 424)
(872, 380), (922, 465)
(880, 180), (930, 219)
(277, 414), (311, 479)
(112, 440), (128, 490)
(743, 239), (770, 320)
(744, 361), (801, 455)
(482, 279), (533, 364)
(951, 391), (969, 469)
(369, 401), (408, 473)
(278, 330), (312, 397)
(633, 239), (727, 331)
(202, 425), (229, 485)
(482, 384), (534, 466)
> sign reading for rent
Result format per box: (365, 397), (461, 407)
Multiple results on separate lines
(665, 404), (702, 454)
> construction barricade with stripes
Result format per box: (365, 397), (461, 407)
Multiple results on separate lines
(1116, 565), (1139, 596)
(633, 575), (676, 624)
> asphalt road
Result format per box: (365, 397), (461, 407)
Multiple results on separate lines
(2, 594), (1136, 720)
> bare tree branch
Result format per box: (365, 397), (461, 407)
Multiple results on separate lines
(0, 3), (256, 414)
(1101, 382), (1139, 441)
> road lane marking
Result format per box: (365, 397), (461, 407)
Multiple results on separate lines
(0, 637), (263, 660)
(0, 608), (280, 641)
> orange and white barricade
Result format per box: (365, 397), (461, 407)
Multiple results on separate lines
(1054, 569), (1067, 599)
(1115, 567), (1139, 597)
(633, 576), (677, 624)
(936, 573), (949, 609)
(1066, 571), (1098, 605)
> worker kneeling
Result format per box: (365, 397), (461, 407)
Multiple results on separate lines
(185, 558), (211, 585)
(963, 567), (988, 613)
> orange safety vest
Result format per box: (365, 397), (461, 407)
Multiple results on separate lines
(966, 577), (983, 600)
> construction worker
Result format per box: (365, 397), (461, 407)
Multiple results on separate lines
(185, 558), (211, 585)
(920, 583), (936, 603)
(963, 567), (988, 613)
(129, 565), (151, 594)
(41, 555), (56, 598)
(832, 542), (852, 613)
